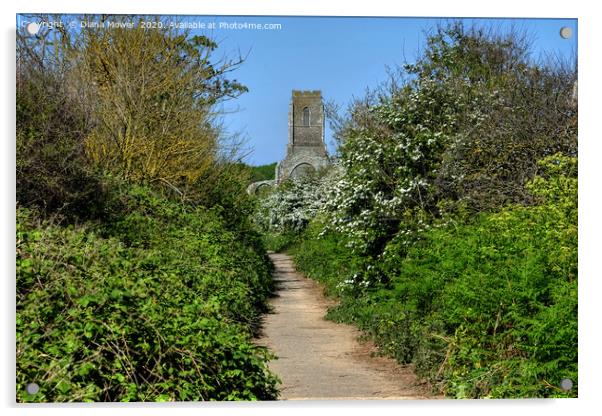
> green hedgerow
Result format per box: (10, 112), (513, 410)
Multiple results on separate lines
(16, 184), (279, 402)
(293, 154), (577, 398)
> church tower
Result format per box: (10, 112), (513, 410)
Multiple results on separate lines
(276, 90), (330, 183)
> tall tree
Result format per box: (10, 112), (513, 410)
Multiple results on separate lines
(77, 16), (248, 190)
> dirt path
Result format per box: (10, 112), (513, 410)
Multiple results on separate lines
(256, 253), (433, 400)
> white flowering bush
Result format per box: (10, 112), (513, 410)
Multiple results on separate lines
(290, 23), (577, 399)
(253, 168), (338, 234)
(320, 76), (463, 260)
(319, 22), (576, 264)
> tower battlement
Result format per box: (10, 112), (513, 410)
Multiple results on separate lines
(292, 90), (322, 97)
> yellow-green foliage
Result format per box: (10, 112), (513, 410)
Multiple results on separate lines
(75, 16), (247, 187)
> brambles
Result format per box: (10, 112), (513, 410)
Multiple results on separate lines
(16, 185), (279, 402)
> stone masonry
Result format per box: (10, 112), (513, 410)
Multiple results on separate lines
(275, 90), (330, 183)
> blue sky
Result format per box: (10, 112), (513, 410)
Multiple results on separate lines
(17, 15), (579, 166)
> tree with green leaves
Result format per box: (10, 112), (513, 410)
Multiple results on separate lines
(321, 22), (577, 259)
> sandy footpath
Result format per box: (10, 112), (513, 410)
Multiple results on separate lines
(256, 253), (436, 400)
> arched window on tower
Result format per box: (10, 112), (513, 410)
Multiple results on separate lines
(302, 107), (310, 126)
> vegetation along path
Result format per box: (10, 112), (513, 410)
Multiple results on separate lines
(257, 253), (433, 400)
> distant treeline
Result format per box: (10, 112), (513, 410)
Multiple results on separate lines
(247, 163), (277, 183)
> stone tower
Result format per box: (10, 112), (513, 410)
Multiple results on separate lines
(275, 90), (330, 183)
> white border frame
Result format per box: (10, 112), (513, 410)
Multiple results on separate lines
(3, 2), (600, 416)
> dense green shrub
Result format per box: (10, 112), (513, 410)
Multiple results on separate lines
(16, 56), (104, 221)
(291, 218), (362, 296)
(190, 163), (260, 235)
(16, 185), (279, 402)
(260, 232), (299, 253)
(293, 154), (577, 398)
(100, 182), (274, 323)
